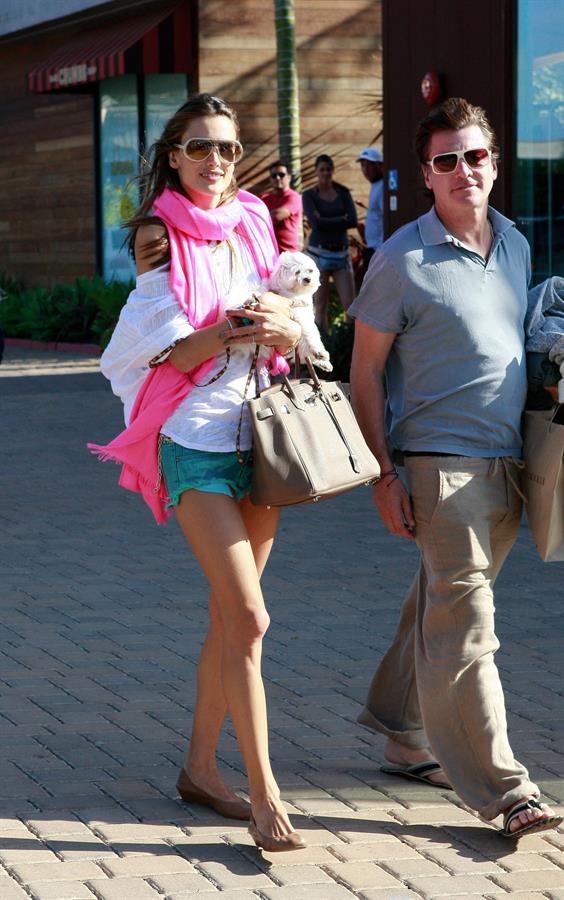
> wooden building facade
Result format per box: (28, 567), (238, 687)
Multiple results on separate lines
(0, 0), (382, 287)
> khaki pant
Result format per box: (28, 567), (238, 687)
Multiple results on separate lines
(358, 455), (539, 820)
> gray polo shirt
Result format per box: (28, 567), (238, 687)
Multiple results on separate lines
(349, 206), (531, 457)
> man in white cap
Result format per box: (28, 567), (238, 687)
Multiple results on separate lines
(357, 147), (384, 266)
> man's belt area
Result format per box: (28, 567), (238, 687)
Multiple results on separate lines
(395, 450), (459, 464)
(313, 243), (348, 251)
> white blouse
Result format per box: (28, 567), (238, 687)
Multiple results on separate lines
(100, 234), (270, 451)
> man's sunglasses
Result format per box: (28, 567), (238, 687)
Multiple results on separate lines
(426, 147), (492, 175)
(271, 171), (288, 179)
(174, 138), (244, 164)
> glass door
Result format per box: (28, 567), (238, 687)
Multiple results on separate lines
(514, 0), (564, 283)
(99, 76), (138, 282)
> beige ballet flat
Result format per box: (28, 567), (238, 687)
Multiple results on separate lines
(248, 813), (306, 852)
(176, 768), (251, 820)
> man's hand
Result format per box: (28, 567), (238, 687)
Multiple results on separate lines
(373, 475), (416, 540)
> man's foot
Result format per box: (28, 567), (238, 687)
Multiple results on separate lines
(502, 798), (563, 838)
(382, 738), (451, 788)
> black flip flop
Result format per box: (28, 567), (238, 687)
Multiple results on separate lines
(380, 760), (452, 790)
(501, 799), (563, 838)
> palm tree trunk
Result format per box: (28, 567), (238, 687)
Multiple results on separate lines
(274, 0), (301, 188)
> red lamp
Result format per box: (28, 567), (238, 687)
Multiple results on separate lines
(421, 71), (442, 106)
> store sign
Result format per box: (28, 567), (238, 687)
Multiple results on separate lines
(49, 64), (97, 87)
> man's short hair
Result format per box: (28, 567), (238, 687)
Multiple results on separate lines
(269, 159), (292, 175)
(415, 97), (500, 165)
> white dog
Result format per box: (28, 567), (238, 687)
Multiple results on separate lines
(263, 251), (332, 371)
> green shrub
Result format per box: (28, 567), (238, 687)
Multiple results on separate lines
(0, 274), (132, 347)
(318, 283), (355, 383)
(0, 269), (358, 371)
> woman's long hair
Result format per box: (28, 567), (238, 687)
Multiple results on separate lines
(125, 93), (240, 255)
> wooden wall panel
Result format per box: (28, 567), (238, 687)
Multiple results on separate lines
(0, 0), (382, 286)
(0, 26), (96, 287)
(199, 0), (382, 229)
(382, 0), (514, 237)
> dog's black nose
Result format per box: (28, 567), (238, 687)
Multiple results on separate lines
(303, 277), (311, 284)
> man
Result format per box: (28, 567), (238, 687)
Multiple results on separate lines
(357, 147), (384, 267)
(261, 160), (302, 252)
(349, 98), (562, 839)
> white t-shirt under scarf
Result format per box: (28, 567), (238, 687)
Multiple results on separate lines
(100, 234), (269, 451)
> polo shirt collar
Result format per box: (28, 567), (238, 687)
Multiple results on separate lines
(418, 205), (515, 246)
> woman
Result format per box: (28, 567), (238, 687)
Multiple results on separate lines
(303, 154), (358, 332)
(90, 94), (305, 852)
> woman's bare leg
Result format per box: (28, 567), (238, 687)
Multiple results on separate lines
(176, 491), (294, 837)
(332, 266), (356, 312)
(313, 271), (331, 332)
(182, 499), (279, 802)
(181, 593), (238, 801)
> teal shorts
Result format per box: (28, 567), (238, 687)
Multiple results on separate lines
(160, 437), (253, 508)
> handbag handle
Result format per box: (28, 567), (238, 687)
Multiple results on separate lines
(304, 356), (323, 390)
(281, 355), (320, 409)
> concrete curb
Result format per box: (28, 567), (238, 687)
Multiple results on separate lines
(5, 337), (101, 355)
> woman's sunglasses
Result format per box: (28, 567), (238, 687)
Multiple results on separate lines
(426, 147), (492, 175)
(174, 137), (244, 165)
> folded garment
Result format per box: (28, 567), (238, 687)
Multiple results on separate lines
(526, 276), (564, 365)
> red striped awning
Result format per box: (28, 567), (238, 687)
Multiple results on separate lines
(28, 4), (193, 93)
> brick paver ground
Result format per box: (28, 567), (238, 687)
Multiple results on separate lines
(0, 345), (563, 900)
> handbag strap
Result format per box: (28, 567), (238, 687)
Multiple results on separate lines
(235, 345), (260, 464)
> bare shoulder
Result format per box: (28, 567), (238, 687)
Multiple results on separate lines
(134, 222), (169, 274)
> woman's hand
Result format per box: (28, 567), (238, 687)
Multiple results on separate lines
(222, 291), (301, 354)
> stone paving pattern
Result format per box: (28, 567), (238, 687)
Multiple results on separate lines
(0, 345), (563, 900)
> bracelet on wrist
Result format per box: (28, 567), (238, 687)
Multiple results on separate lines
(149, 338), (183, 368)
(378, 467), (399, 487)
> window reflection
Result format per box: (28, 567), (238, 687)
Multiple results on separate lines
(145, 74), (188, 150)
(98, 75), (187, 282)
(99, 76), (138, 282)
(515, 0), (564, 282)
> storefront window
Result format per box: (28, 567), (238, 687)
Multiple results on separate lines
(515, 0), (564, 282)
(98, 75), (188, 282)
(144, 74), (188, 150)
(99, 76), (138, 282)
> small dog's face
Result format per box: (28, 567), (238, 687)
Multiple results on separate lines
(270, 251), (321, 300)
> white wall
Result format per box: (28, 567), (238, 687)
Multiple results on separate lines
(0, 1), (109, 38)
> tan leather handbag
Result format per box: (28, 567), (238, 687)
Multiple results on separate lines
(249, 358), (380, 506)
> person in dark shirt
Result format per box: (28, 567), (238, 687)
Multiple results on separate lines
(303, 154), (357, 332)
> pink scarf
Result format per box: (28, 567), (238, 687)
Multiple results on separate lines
(89, 188), (283, 524)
